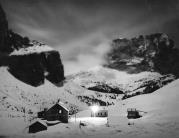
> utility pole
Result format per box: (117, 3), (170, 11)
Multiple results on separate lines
(106, 85), (109, 127)
(23, 107), (26, 122)
(75, 108), (76, 122)
(106, 93), (109, 127)
(75, 92), (77, 123)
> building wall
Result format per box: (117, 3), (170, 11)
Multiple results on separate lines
(127, 111), (140, 119)
(92, 110), (108, 117)
(46, 104), (69, 123)
(29, 122), (47, 133)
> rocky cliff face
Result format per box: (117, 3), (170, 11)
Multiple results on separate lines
(0, 4), (65, 86)
(104, 33), (179, 77)
(8, 49), (64, 87)
(0, 4), (8, 52)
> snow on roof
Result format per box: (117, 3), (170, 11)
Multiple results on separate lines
(10, 41), (53, 56)
(47, 102), (69, 112)
(57, 102), (69, 111)
(29, 119), (47, 127)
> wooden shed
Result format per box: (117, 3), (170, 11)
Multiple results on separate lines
(45, 102), (69, 123)
(127, 108), (141, 119)
(28, 119), (47, 133)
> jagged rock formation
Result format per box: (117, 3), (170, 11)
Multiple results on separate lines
(0, 4), (65, 86)
(82, 82), (123, 94)
(104, 33), (179, 77)
(0, 4), (31, 53)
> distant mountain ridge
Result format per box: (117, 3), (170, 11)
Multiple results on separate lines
(104, 33), (179, 77)
(66, 66), (175, 99)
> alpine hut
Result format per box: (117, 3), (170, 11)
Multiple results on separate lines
(45, 102), (69, 123)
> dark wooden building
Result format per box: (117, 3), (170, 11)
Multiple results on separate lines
(127, 108), (141, 119)
(29, 119), (47, 133)
(45, 102), (69, 123)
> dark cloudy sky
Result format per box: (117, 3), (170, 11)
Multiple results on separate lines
(1, 0), (179, 75)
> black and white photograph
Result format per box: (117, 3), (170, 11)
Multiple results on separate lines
(0, 0), (179, 138)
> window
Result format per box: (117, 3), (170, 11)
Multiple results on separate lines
(59, 110), (62, 114)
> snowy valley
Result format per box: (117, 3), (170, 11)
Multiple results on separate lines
(1, 67), (179, 138)
(0, 2), (179, 138)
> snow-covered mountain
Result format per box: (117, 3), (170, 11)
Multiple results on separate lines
(1, 73), (179, 138)
(0, 4), (177, 115)
(0, 65), (174, 119)
(107, 79), (179, 138)
(0, 5), (64, 87)
(66, 66), (175, 99)
(0, 66), (122, 117)
(0, 67), (82, 116)
(9, 40), (54, 56)
(0, 5), (120, 117)
(7, 40), (64, 87)
(0, 3), (179, 137)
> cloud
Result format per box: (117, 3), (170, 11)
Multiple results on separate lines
(59, 32), (111, 75)
(64, 39), (111, 75)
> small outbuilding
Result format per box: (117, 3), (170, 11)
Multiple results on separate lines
(37, 110), (46, 119)
(95, 109), (108, 117)
(45, 102), (69, 123)
(127, 108), (141, 119)
(28, 119), (47, 133)
(91, 106), (108, 117)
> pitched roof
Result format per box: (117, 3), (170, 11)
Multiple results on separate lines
(58, 102), (69, 111)
(47, 102), (69, 112)
(29, 119), (47, 127)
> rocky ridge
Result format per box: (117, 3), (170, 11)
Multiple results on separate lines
(0, 4), (65, 86)
(104, 33), (179, 77)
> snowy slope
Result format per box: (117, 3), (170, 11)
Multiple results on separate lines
(2, 79), (178, 138)
(0, 66), (121, 135)
(10, 40), (53, 56)
(0, 66), (179, 138)
(0, 65), (175, 117)
(110, 78), (179, 117)
(0, 67), (119, 117)
(107, 79), (179, 138)
(67, 66), (175, 98)
(0, 67), (87, 117)
(39, 79), (179, 138)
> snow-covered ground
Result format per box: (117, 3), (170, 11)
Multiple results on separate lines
(0, 65), (172, 119)
(0, 67), (88, 116)
(10, 40), (54, 56)
(67, 66), (175, 97)
(1, 74), (179, 138)
(0, 66), (128, 117)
